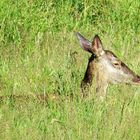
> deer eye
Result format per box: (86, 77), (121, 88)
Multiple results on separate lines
(113, 61), (120, 67)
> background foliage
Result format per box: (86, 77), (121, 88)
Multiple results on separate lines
(0, 0), (140, 139)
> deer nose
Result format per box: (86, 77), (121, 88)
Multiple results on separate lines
(132, 75), (140, 85)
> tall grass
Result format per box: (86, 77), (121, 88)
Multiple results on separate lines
(0, 0), (140, 139)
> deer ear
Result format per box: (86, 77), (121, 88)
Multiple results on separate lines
(76, 32), (92, 53)
(91, 35), (104, 55)
(92, 35), (103, 51)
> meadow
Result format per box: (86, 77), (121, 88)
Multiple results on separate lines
(0, 0), (140, 139)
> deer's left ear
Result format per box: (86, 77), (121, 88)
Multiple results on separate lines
(91, 35), (104, 56)
(76, 32), (92, 53)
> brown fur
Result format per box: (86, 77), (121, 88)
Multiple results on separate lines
(81, 54), (96, 89)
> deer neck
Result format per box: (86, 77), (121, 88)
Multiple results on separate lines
(82, 55), (95, 85)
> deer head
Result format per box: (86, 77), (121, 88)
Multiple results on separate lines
(76, 32), (140, 98)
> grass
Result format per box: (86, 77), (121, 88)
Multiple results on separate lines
(0, 0), (140, 139)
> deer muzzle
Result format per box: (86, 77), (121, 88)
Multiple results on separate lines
(132, 75), (140, 85)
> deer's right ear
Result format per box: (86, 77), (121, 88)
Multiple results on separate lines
(76, 32), (92, 53)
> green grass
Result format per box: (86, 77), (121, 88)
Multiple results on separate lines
(0, 0), (140, 139)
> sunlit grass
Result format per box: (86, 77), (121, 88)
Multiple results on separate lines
(0, 0), (140, 139)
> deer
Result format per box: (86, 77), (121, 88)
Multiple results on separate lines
(76, 32), (140, 99)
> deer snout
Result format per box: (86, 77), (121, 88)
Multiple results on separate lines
(132, 75), (140, 85)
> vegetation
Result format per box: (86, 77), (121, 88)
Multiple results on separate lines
(0, 0), (140, 139)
